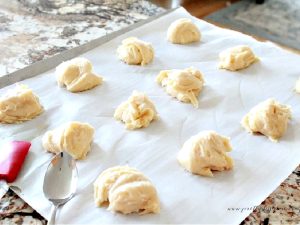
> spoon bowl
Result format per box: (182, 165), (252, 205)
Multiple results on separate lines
(43, 152), (78, 225)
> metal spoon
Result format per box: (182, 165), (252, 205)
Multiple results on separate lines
(43, 152), (78, 225)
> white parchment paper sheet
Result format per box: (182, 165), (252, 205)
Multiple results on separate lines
(1, 7), (300, 224)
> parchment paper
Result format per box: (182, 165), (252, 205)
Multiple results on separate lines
(1, 7), (300, 224)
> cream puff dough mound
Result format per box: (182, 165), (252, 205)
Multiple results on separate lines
(117, 37), (154, 66)
(42, 121), (94, 160)
(94, 166), (160, 214)
(167, 18), (201, 44)
(0, 84), (43, 124)
(56, 57), (103, 92)
(114, 91), (158, 130)
(242, 99), (291, 141)
(156, 67), (204, 108)
(295, 77), (300, 93)
(219, 45), (258, 71)
(177, 131), (234, 177)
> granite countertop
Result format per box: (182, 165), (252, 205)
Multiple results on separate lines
(0, 0), (164, 76)
(0, 1), (299, 224)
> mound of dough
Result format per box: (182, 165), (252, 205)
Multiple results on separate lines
(156, 67), (204, 108)
(295, 77), (300, 93)
(177, 131), (234, 177)
(117, 37), (154, 66)
(42, 121), (94, 160)
(114, 91), (158, 130)
(242, 99), (291, 141)
(167, 18), (200, 44)
(94, 166), (160, 214)
(0, 84), (43, 124)
(219, 45), (258, 71)
(56, 57), (103, 92)
(177, 131), (233, 177)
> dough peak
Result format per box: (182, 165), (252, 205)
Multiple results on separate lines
(156, 67), (204, 108)
(177, 130), (234, 177)
(167, 18), (201, 44)
(242, 98), (291, 141)
(114, 91), (158, 129)
(219, 45), (258, 71)
(42, 121), (94, 159)
(0, 84), (43, 124)
(56, 57), (103, 92)
(94, 166), (160, 214)
(117, 37), (154, 66)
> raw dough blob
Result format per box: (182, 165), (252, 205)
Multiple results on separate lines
(295, 77), (300, 93)
(0, 84), (43, 124)
(242, 99), (291, 141)
(56, 57), (103, 92)
(114, 91), (158, 130)
(42, 121), (94, 160)
(167, 18), (201, 44)
(177, 131), (234, 177)
(219, 45), (258, 71)
(117, 37), (154, 66)
(156, 67), (204, 108)
(94, 166), (160, 214)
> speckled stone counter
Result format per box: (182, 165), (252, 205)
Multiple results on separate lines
(0, 1), (299, 224)
(0, 0), (164, 76)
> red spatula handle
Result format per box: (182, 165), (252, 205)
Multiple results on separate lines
(0, 141), (31, 183)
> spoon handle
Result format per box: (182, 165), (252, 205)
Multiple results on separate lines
(48, 204), (58, 225)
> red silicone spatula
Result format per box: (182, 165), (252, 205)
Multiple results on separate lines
(0, 141), (31, 198)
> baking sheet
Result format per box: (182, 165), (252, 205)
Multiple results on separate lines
(1, 7), (300, 224)
(0, 8), (173, 89)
